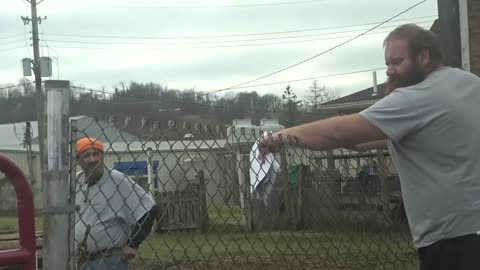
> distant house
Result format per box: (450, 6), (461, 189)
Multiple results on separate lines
(38, 115), (139, 144)
(321, 83), (387, 115)
(0, 115), (139, 149)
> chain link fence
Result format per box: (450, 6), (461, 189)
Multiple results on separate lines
(70, 116), (417, 270)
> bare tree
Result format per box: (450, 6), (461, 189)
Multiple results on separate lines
(19, 78), (34, 96)
(304, 80), (337, 111)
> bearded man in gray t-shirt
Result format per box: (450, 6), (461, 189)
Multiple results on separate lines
(258, 24), (480, 270)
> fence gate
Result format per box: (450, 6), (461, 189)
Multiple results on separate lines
(156, 171), (208, 232)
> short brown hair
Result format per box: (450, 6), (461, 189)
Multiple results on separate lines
(384, 24), (444, 64)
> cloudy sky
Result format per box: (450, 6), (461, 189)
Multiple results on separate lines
(1, 0), (437, 99)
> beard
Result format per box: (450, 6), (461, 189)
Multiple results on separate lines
(386, 61), (426, 94)
(83, 162), (103, 184)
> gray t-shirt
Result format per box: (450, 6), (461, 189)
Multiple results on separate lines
(360, 66), (480, 247)
(75, 169), (156, 253)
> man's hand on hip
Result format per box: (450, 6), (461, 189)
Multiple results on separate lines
(122, 246), (137, 261)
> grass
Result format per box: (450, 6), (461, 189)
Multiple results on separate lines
(0, 215), (43, 231)
(0, 206), (240, 232)
(208, 205), (243, 225)
(0, 209), (418, 269)
(138, 230), (415, 259)
(141, 206), (417, 268)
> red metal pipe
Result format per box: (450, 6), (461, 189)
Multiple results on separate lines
(0, 155), (37, 270)
(0, 249), (30, 265)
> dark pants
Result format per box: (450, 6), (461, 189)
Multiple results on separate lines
(419, 233), (480, 270)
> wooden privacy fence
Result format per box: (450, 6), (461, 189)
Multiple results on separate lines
(155, 171), (208, 232)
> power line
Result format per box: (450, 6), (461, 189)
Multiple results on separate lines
(43, 20), (433, 46)
(71, 86), (340, 115)
(39, 15), (436, 40)
(215, 0), (427, 92)
(67, 67), (380, 114)
(0, 33), (25, 40)
(0, 83), (30, 91)
(43, 25), (432, 51)
(0, 45), (29, 53)
(80, 0), (328, 9)
(43, 30), (391, 49)
(205, 67), (386, 94)
(71, 86), (277, 113)
(0, 39), (26, 46)
(70, 66), (386, 103)
(23, 24), (32, 58)
(12, 122), (24, 142)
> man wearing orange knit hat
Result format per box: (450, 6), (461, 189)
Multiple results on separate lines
(74, 137), (157, 270)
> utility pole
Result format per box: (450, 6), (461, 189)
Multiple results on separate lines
(25, 0), (47, 185)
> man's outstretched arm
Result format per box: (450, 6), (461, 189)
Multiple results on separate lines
(348, 139), (389, 152)
(259, 114), (388, 156)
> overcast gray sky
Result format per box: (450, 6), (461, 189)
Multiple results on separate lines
(1, 0), (438, 99)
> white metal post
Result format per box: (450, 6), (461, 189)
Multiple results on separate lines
(43, 80), (71, 270)
(372, 71), (378, 96)
(236, 149), (247, 226)
(147, 147), (155, 195)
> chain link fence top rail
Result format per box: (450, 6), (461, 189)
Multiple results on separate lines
(69, 116), (418, 270)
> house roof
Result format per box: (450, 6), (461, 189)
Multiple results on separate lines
(0, 115), (138, 148)
(0, 121), (38, 148)
(50, 115), (139, 144)
(323, 82), (387, 105)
